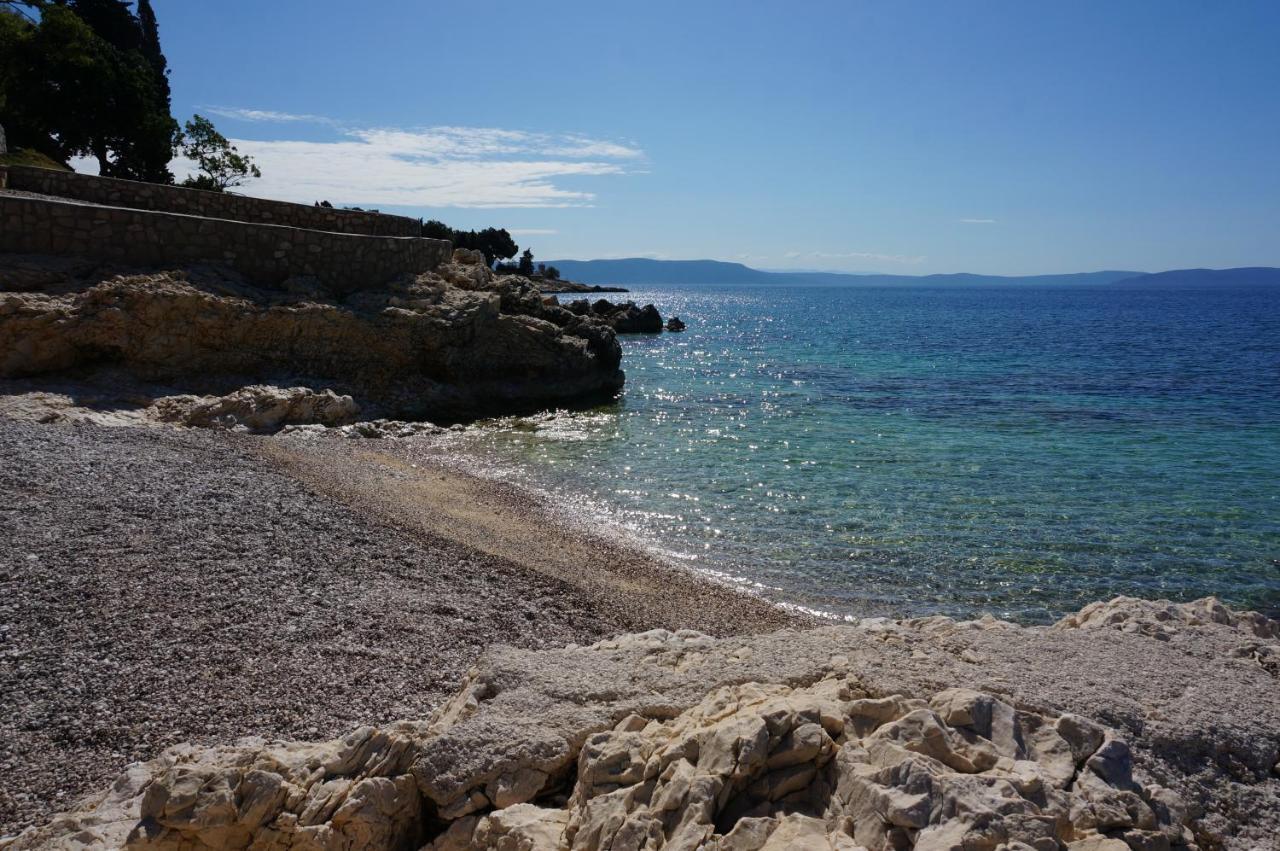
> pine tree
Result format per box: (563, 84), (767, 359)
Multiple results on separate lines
(135, 0), (169, 112)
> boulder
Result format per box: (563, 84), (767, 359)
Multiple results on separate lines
(573, 298), (665, 333)
(611, 302), (663, 334)
(149, 385), (359, 433)
(666, 316), (687, 332)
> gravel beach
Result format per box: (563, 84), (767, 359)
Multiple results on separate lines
(0, 419), (802, 837)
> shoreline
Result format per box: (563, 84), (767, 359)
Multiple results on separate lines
(0, 417), (802, 837)
(3, 416), (1278, 847)
(250, 432), (807, 638)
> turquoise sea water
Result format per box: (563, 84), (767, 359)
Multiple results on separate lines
(452, 284), (1280, 623)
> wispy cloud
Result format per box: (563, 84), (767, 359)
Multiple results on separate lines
(959, 218), (997, 224)
(508, 228), (559, 236)
(783, 250), (926, 265)
(203, 106), (335, 124)
(170, 109), (644, 209)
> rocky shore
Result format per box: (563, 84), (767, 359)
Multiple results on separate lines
(0, 250), (624, 422)
(1, 415), (1277, 849)
(0, 418), (797, 841)
(3, 243), (1278, 850)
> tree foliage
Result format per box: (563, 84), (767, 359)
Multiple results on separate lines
(179, 114), (261, 191)
(517, 248), (535, 276)
(0, 0), (178, 181)
(423, 220), (520, 267)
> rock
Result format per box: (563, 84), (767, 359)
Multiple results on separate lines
(666, 316), (686, 332)
(610, 302), (663, 334)
(339, 419), (445, 439)
(1055, 595), (1280, 641)
(557, 297), (665, 333)
(0, 255), (624, 421)
(149, 385), (359, 433)
(14, 596), (1278, 849)
(5, 679), (1190, 850)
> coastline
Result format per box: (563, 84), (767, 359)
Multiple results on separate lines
(250, 431), (807, 637)
(0, 417), (803, 837)
(4, 417), (1278, 848)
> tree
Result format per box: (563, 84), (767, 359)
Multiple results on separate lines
(421, 221), (519, 267)
(135, 0), (170, 116)
(179, 114), (261, 191)
(518, 248), (535, 276)
(545, 265), (561, 281)
(0, 0), (177, 181)
(422, 219), (453, 241)
(473, 227), (518, 266)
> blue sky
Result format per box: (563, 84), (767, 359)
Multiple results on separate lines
(148, 0), (1280, 275)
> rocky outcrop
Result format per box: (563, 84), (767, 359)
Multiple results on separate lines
(279, 418), (449, 440)
(149, 385), (360, 432)
(566, 298), (665, 334)
(8, 597), (1278, 850)
(0, 251), (624, 421)
(532, 280), (629, 295)
(666, 316), (686, 332)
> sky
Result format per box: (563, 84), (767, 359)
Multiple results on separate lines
(142, 0), (1280, 275)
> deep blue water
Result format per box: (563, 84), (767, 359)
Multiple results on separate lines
(452, 284), (1280, 623)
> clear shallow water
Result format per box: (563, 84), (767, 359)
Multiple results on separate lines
(450, 284), (1280, 623)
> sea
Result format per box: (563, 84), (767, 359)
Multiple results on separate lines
(445, 283), (1280, 624)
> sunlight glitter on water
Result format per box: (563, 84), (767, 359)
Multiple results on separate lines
(443, 284), (1280, 623)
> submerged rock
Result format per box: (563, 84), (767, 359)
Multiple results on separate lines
(9, 596), (1278, 850)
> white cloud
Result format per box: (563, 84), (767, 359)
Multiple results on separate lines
(509, 228), (559, 236)
(163, 115), (644, 209)
(782, 250), (926, 265)
(202, 106), (334, 124)
(959, 218), (997, 224)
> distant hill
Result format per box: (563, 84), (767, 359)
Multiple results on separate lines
(1109, 267), (1280, 288)
(546, 258), (1143, 288)
(547, 259), (779, 286)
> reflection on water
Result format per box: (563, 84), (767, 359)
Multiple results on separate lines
(445, 284), (1280, 623)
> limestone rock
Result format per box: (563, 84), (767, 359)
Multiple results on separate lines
(149, 385), (359, 433)
(9, 598), (1278, 850)
(0, 255), (624, 421)
(565, 297), (665, 333)
(1055, 596), (1280, 641)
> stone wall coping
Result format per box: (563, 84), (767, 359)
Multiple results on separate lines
(0, 191), (427, 240)
(0, 193), (452, 293)
(0, 164), (423, 237)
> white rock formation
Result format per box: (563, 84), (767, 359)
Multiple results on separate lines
(6, 597), (1278, 850)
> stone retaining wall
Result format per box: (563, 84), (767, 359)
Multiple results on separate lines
(1, 165), (422, 237)
(0, 194), (451, 293)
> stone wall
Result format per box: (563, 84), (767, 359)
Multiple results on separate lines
(1, 165), (422, 237)
(0, 195), (451, 294)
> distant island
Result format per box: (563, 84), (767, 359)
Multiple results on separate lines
(545, 258), (1280, 289)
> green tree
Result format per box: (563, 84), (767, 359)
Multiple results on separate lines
(0, 1), (177, 181)
(474, 227), (518, 266)
(517, 248), (535, 276)
(422, 221), (519, 267)
(179, 114), (261, 191)
(422, 219), (453, 241)
(135, 0), (170, 116)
